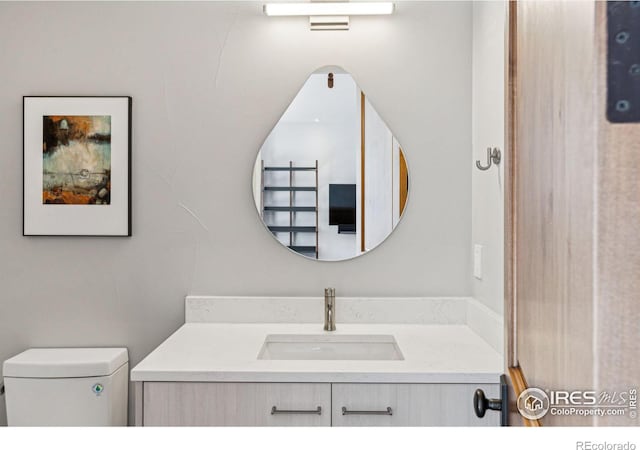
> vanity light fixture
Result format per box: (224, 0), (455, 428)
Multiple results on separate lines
(263, 2), (395, 31)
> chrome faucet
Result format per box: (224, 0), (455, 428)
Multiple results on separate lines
(324, 288), (336, 331)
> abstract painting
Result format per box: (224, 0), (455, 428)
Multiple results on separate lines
(42, 115), (112, 205)
(23, 96), (132, 236)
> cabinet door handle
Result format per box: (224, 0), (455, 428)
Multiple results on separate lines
(271, 406), (322, 415)
(472, 374), (509, 426)
(341, 406), (393, 416)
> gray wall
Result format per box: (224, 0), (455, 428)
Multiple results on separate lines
(0, 1), (472, 424)
(471, 1), (505, 315)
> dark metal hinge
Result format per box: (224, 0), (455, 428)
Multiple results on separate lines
(607, 1), (640, 123)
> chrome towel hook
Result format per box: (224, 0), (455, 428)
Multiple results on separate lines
(476, 147), (501, 171)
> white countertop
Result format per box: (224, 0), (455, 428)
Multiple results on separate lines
(131, 323), (503, 384)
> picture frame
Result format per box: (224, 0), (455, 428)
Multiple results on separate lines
(23, 96), (132, 236)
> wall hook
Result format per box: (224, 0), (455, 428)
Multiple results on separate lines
(476, 147), (501, 171)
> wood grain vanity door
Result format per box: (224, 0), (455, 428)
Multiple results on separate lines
(331, 384), (500, 427)
(143, 382), (331, 426)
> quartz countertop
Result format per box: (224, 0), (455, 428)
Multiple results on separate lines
(131, 323), (502, 384)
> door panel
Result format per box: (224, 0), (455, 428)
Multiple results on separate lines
(509, 0), (640, 426)
(594, 1), (640, 426)
(512, 0), (596, 426)
(331, 383), (500, 427)
(143, 382), (330, 426)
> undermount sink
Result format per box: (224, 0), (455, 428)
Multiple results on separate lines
(257, 334), (404, 361)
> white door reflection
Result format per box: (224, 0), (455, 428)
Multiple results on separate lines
(253, 66), (408, 261)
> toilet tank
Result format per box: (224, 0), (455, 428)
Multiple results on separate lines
(3, 348), (128, 426)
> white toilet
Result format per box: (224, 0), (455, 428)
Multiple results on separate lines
(3, 348), (128, 426)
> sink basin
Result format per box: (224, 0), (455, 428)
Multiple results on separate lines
(257, 334), (404, 361)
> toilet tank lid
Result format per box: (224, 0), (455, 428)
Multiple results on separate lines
(3, 348), (128, 378)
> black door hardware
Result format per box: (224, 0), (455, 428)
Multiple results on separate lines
(473, 374), (509, 426)
(607, 1), (640, 123)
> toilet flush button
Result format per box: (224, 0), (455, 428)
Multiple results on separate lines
(92, 383), (104, 395)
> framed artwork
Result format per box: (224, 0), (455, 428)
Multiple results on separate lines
(23, 96), (132, 236)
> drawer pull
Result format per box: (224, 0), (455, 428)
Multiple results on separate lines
(341, 406), (393, 416)
(271, 406), (322, 415)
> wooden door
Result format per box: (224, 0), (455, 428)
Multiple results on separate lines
(506, 0), (640, 426)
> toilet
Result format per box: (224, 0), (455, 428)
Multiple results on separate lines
(3, 348), (128, 426)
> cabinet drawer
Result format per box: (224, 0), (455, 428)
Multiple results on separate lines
(332, 383), (500, 426)
(143, 382), (330, 426)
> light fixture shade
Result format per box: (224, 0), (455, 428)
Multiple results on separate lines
(263, 2), (395, 17)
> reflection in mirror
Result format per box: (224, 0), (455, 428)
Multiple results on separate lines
(253, 67), (409, 261)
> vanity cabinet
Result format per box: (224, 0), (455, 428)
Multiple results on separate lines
(139, 382), (499, 426)
(332, 383), (499, 427)
(142, 382), (331, 426)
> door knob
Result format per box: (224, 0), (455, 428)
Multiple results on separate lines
(474, 389), (502, 417)
(473, 374), (509, 426)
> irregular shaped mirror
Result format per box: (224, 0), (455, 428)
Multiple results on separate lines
(253, 67), (409, 261)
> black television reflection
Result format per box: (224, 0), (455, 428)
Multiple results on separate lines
(329, 184), (356, 234)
